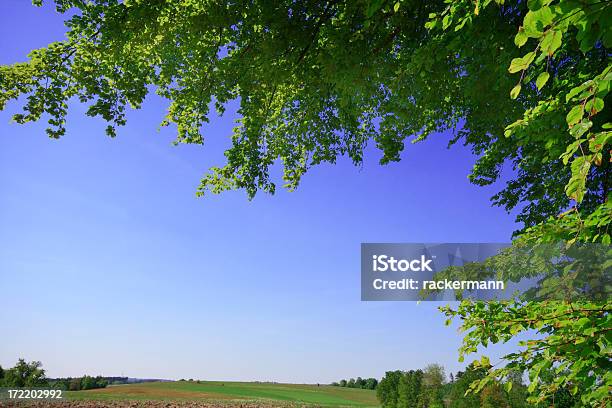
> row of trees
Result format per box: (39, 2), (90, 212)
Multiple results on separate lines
(378, 364), (447, 408)
(331, 377), (378, 390)
(377, 363), (580, 408)
(50, 375), (109, 391)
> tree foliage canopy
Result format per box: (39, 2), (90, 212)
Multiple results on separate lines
(0, 0), (607, 242)
(1, 359), (48, 388)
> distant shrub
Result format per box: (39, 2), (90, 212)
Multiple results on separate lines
(333, 377), (378, 390)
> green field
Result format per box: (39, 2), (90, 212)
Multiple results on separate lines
(66, 381), (380, 407)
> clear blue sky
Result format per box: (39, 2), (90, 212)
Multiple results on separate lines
(0, 1), (520, 382)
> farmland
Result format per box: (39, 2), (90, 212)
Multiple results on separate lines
(51, 381), (379, 407)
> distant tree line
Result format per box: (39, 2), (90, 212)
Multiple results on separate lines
(50, 376), (109, 391)
(98, 376), (130, 385)
(331, 377), (378, 390)
(377, 363), (580, 408)
(49, 376), (137, 390)
(0, 359), (118, 391)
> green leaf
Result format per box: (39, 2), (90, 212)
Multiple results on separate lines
(515, 28), (528, 47)
(509, 58), (524, 74)
(510, 84), (521, 99)
(535, 6), (554, 26)
(589, 131), (612, 152)
(560, 139), (584, 165)
(576, 317), (591, 328)
(566, 81), (592, 102)
(522, 52), (536, 67)
(566, 105), (584, 127)
(541, 30), (562, 55)
(585, 97), (604, 114)
(509, 52), (536, 73)
(523, 7), (553, 37)
(569, 120), (592, 138)
(536, 71), (550, 90)
(566, 155), (592, 202)
(527, 379), (538, 393)
(442, 14), (451, 30)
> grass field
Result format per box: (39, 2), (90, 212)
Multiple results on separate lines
(64, 381), (380, 407)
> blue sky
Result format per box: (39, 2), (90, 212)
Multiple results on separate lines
(0, 1), (520, 382)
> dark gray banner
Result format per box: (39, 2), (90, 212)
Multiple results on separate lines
(0, 388), (64, 401)
(361, 243), (611, 301)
